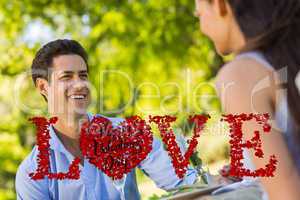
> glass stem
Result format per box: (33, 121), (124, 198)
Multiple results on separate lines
(120, 187), (125, 200)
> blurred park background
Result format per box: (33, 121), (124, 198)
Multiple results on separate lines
(0, 0), (231, 199)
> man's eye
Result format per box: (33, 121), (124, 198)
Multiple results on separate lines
(60, 75), (71, 80)
(80, 74), (88, 79)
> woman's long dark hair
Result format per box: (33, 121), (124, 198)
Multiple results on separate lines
(228, 0), (300, 132)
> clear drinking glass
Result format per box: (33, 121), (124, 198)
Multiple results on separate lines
(112, 175), (127, 200)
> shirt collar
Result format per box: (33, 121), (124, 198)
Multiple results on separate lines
(49, 112), (94, 155)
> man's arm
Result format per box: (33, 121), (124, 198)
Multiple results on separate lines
(107, 115), (197, 190)
(138, 138), (197, 190)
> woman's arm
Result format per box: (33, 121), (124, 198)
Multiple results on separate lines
(215, 57), (300, 200)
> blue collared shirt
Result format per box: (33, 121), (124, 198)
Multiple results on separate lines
(16, 113), (197, 200)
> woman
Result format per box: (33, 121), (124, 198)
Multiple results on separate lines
(194, 0), (300, 199)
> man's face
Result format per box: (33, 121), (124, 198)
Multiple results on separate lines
(47, 54), (91, 117)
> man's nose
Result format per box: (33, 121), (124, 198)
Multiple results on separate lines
(71, 76), (87, 89)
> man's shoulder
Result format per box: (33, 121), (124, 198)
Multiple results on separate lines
(16, 146), (40, 177)
(15, 146), (50, 199)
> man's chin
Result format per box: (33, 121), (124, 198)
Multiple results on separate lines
(67, 106), (89, 117)
(73, 108), (88, 116)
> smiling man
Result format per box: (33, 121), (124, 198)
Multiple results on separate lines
(15, 39), (197, 200)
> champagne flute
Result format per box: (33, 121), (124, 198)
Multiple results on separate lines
(114, 175), (127, 200)
(112, 174), (127, 200)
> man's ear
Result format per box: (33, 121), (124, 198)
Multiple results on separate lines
(36, 78), (49, 100)
(215, 0), (228, 17)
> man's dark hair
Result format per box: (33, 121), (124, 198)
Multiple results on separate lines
(31, 39), (89, 86)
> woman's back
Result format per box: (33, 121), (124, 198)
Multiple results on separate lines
(236, 51), (300, 173)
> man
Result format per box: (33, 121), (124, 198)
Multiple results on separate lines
(15, 39), (197, 199)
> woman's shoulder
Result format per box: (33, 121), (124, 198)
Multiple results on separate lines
(215, 53), (276, 93)
(217, 54), (273, 85)
(215, 54), (276, 113)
